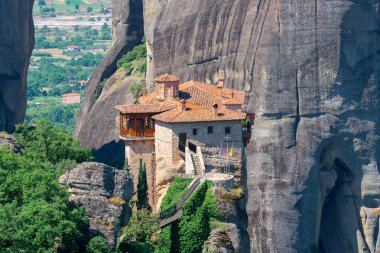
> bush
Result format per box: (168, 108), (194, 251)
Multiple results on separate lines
(15, 118), (93, 164)
(119, 209), (158, 251)
(129, 82), (146, 101)
(87, 236), (111, 253)
(32, 52), (52, 57)
(108, 197), (126, 206)
(160, 176), (192, 218)
(179, 181), (216, 253)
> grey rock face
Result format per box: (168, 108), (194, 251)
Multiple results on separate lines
(76, 0), (144, 166)
(75, 0), (380, 251)
(151, 0), (380, 252)
(203, 229), (235, 253)
(59, 162), (133, 248)
(0, 0), (34, 132)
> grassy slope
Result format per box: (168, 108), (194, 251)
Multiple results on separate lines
(159, 177), (193, 217)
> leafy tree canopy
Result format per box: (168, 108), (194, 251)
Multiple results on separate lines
(14, 118), (93, 164)
(0, 119), (94, 252)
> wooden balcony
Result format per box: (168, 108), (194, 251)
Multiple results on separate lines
(119, 114), (155, 141)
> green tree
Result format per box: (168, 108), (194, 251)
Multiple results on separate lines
(137, 160), (150, 210)
(75, 4), (80, 10)
(38, 0), (46, 6)
(86, 236), (112, 253)
(124, 158), (130, 171)
(119, 209), (158, 251)
(0, 139), (90, 252)
(14, 118), (93, 164)
(87, 6), (93, 13)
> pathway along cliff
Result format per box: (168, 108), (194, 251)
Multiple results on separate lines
(73, 1), (380, 252)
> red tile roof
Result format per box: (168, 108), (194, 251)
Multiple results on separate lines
(119, 77), (246, 123)
(152, 107), (246, 123)
(115, 103), (177, 114)
(139, 80), (245, 107)
(155, 74), (180, 82)
(62, 93), (80, 97)
(222, 99), (243, 105)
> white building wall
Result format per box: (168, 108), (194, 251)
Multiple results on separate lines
(155, 120), (243, 174)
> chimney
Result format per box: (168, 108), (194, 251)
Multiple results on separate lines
(213, 103), (219, 117)
(217, 77), (224, 97)
(180, 99), (186, 110)
(142, 88), (147, 96)
(217, 76), (224, 88)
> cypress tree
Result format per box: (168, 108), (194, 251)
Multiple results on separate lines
(137, 159), (150, 210)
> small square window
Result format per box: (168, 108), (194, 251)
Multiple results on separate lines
(193, 128), (198, 135)
(225, 127), (231, 135)
(207, 126), (213, 134)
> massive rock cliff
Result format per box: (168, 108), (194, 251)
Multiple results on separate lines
(0, 0), (34, 132)
(75, 0), (144, 167)
(152, 0), (380, 252)
(77, 0), (380, 252)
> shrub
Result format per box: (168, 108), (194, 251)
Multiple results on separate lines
(108, 197), (126, 206)
(160, 176), (192, 218)
(119, 209), (158, 250)
(129, 82), (146, 101)
(179, 181), (216, 253)
(86, 236), (111, 253)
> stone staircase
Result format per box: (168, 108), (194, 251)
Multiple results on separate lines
(192, 154), (203, 176)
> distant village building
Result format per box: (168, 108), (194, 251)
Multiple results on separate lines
(62, 93), (81, 104)
(115, 74), (251, 210)
(79, 80), (87, 87)
(67, 45), (80, 51)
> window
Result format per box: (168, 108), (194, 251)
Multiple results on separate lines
(207, 126), (213, 134)
(193, 128), (198, 135)
(225, 127), (231, 135)
(145, 118), (152, 129)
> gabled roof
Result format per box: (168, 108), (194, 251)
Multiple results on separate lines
(115, 103), (177, 114)
(152, 107), (246, 123)
(155, 74), (180, 82)
(121, 77), (246, 123)
(138, 80), (245, 107)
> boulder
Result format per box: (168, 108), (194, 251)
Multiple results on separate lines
(59, 162), (133, 248)
(203, 229), (235, 253)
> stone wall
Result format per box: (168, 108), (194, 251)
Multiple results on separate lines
(155, 120), (243, 175)
(125, 139), (156, 210)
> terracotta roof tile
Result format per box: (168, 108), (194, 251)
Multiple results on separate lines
(138, 80), (245, 108)
(155, 74), (180, 82)
(152, 108), (246, 123)
(115, 103), (177, 114)
(222, 99), (243, 105)
(62, 93), (80, 97)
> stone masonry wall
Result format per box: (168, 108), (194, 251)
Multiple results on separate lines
(125, 140), (156, 211)
(155, 120), (243, 174)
